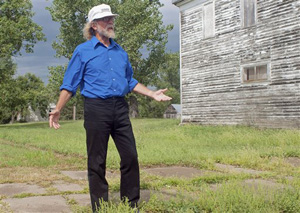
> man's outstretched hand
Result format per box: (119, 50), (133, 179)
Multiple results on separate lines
(152, 88), (172, 102)
(48, 89), (72, 130)
(49, 109), (61, 130)
(133, 83), (172, 102)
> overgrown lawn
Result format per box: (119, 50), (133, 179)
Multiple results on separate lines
(0, 119), (299, 212)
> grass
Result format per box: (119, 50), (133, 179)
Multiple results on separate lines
(0, 119), (299, 170)
(0, 119), (299, 212)
(142, 182), (300, 213)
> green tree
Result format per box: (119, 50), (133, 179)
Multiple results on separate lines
(47, 65), (66, 101)
(155, 52), (180, 92)
(47, 0), (172, 118)
(0, 0), (46, 123)
(0, 73), (49, 124)
(0, 0), (45, 80)
(16, 73), (49, 119)
(0, 0), (45, 57)
(0, 79), (19, 123)
(0, 57), (15, 83)
(138, 52), (180, 118)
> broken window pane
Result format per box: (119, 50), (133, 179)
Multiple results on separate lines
(242, 64), (269, 83)
(256, 65), (268, 80)
(244, 67), (255, 81)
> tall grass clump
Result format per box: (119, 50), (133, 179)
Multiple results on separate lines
(142, 182), (300, 213)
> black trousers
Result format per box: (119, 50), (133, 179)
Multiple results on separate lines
(84, 97), (140, 211)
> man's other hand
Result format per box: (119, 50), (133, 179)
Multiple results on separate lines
(49, 109), (61, 129)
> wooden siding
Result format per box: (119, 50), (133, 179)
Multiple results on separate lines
(175, 0), (300, 128)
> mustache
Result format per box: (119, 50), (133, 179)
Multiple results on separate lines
(106, 24), (114, 30)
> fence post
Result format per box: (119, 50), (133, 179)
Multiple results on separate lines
(73, 105), (76, 120)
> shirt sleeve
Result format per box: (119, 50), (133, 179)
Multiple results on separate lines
(60, 47), (84, 96)
(126, 56), (139, 92)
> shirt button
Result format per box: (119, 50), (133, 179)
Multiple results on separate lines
(113, 79), (115, 81)
(111, 68), (113, 71)
(109, 58), (112, 60)
(114, 89), (116, 91)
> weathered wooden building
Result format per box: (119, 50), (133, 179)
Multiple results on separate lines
(173, 0), (300, 128)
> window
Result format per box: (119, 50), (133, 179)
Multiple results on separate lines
(203, 1), (215, 38)
(241, 0), (256, 27)
(242, 64), (269, 83)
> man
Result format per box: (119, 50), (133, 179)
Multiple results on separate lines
(49, 4), (171, 212)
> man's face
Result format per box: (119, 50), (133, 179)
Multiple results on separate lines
(94, 16), (115, 39)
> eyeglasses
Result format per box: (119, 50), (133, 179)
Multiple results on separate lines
(97, 16), (115, 22)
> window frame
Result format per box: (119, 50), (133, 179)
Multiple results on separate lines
(202, 0), (215, 39)
(240, 0), (257, 28)
(241, 62), (271, 84)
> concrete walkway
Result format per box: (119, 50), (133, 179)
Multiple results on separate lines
(1, 160), (298, 213)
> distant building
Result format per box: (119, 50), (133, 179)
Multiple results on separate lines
(16, 103), (56, 122)
(16, 106), (46, 122)
(173, 0), (300, 128)
(49, 103), (56, 113)
(164, 104), (181, 119)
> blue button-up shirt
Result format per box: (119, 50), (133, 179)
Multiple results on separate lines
(60, 36), (138, 98)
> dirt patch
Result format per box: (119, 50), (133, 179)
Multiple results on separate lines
(0, 183), (46, 197)
(215, 163), (263, 175)
(285, 157), (300, 167)
(0, 167), (63, 184)
(143, 166), (214, 178)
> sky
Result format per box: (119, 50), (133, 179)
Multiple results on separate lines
(13, 0), (180, 84)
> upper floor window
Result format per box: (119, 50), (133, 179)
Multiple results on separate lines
(241, 0), (257, 27)
(241, 63), (270, 83)
(203, 1), (215, 38)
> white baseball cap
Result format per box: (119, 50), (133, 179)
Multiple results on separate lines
(88, 4), (118, 22)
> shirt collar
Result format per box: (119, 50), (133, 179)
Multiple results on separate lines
(91, 36), (119, 49)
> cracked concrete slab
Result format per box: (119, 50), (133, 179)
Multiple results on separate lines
(61, 171), (87, 180)
(52, 181), (84, 192)
(143, 166), (211, 178)
(67, 194), (90, 206)
(215, 163), (263, 175)
(0, 183), (46, 197)
(3, 195), (71, 213)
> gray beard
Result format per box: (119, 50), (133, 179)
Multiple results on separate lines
(97, 26), (115, 39)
